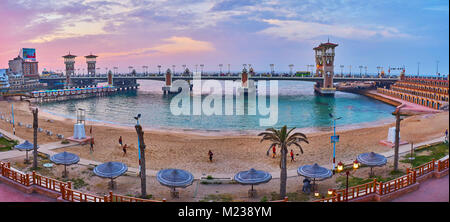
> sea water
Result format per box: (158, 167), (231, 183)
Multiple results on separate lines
(38, 80), (395, 133)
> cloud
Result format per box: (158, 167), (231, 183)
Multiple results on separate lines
(424, 5), (449, 12)
(98, 36), (215, 58)
(259, 19), (412, 42)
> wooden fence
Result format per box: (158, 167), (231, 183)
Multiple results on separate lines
(0, 161), (164, 202)
(315, 156), (449, 202)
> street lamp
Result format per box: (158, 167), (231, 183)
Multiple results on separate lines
(336, 160), (360, 202)
(329, 113), (342, 173)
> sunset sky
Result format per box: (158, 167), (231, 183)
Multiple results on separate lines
(0, 0), (448, 74)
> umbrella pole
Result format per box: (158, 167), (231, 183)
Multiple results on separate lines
(64, 165), (67, 178)
(111, 178), (114, 190)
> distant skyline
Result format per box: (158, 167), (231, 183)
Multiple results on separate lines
(0, 0), (448, 74)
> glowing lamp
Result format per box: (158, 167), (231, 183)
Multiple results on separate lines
(327, 189), (334, 196)
(353, 160), (360, 170)
(314, 191), (320, 197)
(337, 162), (344, 172)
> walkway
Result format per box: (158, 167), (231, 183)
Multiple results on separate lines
(0, 181), (56, 202)
(391, 174), (449, 202)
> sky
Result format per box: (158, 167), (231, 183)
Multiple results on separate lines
(0, 0), (448, 75)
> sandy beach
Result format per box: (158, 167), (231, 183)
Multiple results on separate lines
(1, 99), (448, 176)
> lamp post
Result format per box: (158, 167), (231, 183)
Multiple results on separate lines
(134, 113), (147, 198)
(329, 113), (342, 173)
(336, 160), (360, 202)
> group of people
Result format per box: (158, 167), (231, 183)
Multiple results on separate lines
(271, 145), (296, 162)
(119, 136), (128, 156)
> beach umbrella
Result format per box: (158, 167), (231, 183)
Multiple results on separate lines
(93, 161), (127, 189)
(157, 168), (194, 198)
(50, 151), (80, 178)
(297, 163), (332, 194)
(234, 168), (272, 197)
(357, 152), (387, 177)
(14, 140), (39, 163)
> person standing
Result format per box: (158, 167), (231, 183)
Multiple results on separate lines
(208, 150), (213, 162)
(123, 144), (128, 157)
(272, 145), (276, 158)
(90, 137), (94, 153)
(119, 136), (123, 147)
(445, 129), (448, 143)
(290, 149), (295, 162)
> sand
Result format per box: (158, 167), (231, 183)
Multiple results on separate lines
(1, 99), (448, 176)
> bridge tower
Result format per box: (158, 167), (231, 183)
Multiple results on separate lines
(85, 53), (98, 76)
(162, 68), (172, 94)
(63, 53), (76, 88)
(313, 40), (338, 96)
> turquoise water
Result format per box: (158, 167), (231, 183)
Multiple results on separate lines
(38, 80), (395, 133)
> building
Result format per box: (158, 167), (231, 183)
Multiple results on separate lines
(0, 69), (11, 93)
(8, 56), (39, 79)
(378, 75), (449, 110)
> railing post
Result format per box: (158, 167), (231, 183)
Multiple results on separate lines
(104, 195), (108, 202)
(110, 191), (114, 202)
(162, 198), (166, 202)
(431, 158), (435, 171)
(25, 173), (30, 186)
(32, 171), (36, 185)
(413, 170), (416, 183)
(378, 182), (383, 195)
(61, 185), (66, 200)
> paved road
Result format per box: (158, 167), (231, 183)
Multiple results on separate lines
(391, 174), (449, 202)
(0, 181), (56, 202)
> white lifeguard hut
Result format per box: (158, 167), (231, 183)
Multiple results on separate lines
(67, 108), (92, 144)
(380, 126), (408, 147)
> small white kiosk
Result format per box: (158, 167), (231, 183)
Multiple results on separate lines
(67, 108), (92, 144)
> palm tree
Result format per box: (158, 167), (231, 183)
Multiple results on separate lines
(258, 125), (309, 199)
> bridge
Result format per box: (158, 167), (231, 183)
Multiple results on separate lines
(39, 71), (399, 95)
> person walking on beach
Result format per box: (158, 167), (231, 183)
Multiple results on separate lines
(208, 150), (213, 162)
(122, 144), (128, 157)
(119, 136), (123, 147)
(272, 145), (276, 158)
(445, 129), (448, 143)
(90, 137), (94, 154)
(290, 149), (295, 162)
